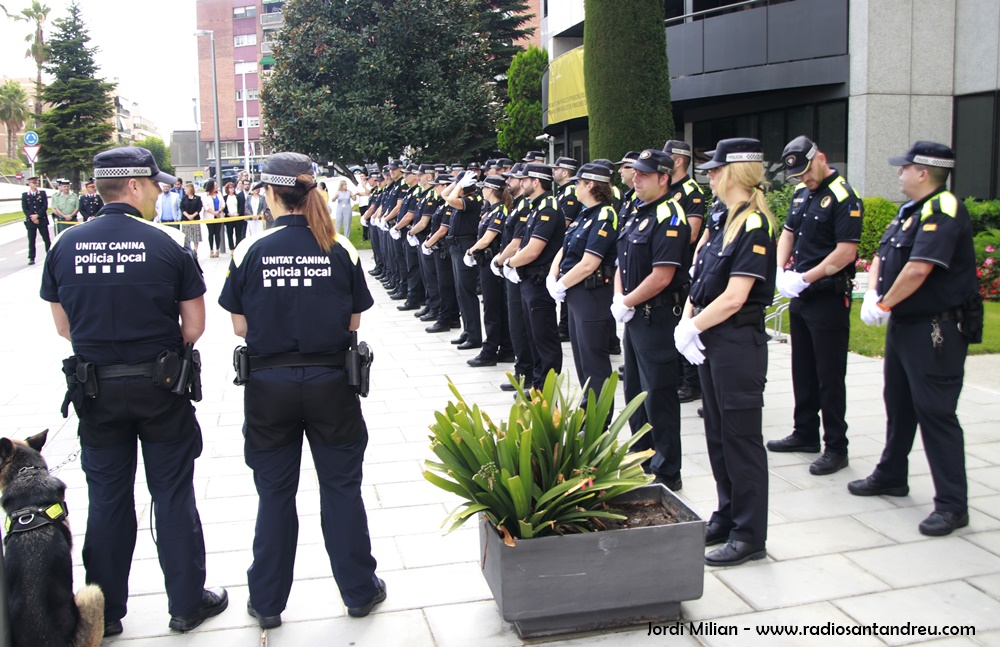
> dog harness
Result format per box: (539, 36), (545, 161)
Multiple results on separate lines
(3, 501), (68, 544)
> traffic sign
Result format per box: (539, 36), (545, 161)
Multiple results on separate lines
(23, 131), (38, 146)
(23, 145), (40, 164)
(15, 173), (23, 180)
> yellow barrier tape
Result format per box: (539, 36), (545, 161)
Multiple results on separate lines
(58, 214), (258, 226)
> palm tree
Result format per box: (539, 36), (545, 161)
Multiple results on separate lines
(20, 1), (51, 118)
(0, 80), (31, 159)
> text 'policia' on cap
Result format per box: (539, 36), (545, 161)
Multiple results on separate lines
(93, 146), (177, 185)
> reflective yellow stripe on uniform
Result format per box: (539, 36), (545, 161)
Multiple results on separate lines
(745, 211), (774, 237)
(656, 200), (687, 225)
(921, 191), (958, 221)
(597, 204), (618, 230)
(612, 185), (621, 200)
(829, 176), (850, 202)
(683, 178), (703, 196)
(794, 182), (807, 192)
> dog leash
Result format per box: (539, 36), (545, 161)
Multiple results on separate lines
(47, 450), (80, 476)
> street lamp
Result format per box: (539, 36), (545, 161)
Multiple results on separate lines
(235, 60), (251, 178)
(192, 97), (201, 185)
(194, 29), (222, 186)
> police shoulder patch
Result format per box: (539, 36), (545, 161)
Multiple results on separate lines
(745, 212), (764, 232)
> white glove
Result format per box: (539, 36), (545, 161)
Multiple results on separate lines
(503, 260), (521, 284)
(678, 338), (706, 365)
(689, 264), (696, 279)
(673, 317), (703, 352)
(380, 219), (390, 231)
(860, 290), (890, 327)
(611, 293), (635, 323)
(776, 270), (810, 299)
(463, 252), (477, 268)
(361, 218), (369, 228)
(457, 170), (478, 189)
(546, 275), (567, 302)
(406, 234), (419, 247)
(389, 227), (401, 240)
(421, 243), (433, 256)
(490, 260), (503, 277)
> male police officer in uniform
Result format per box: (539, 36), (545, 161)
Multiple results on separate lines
(22, 175), (50, 264)
(40, 147), (227, 635)
(79, 177), (104, 221)
(613, 149), (691, 491)
(852, 141), (980, 537)
(769, 136), (863, 476)
(443, 170), (486, 349)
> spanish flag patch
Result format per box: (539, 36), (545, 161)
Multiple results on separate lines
(598, 229), (608, 237)
(752, 245), (766, 255)
(666, 230), (678, 237)
(850, 209), (861, 218)
(493, 219), (502, 225)
(541, 215), (550, 221)
(923, 223), (937, 232)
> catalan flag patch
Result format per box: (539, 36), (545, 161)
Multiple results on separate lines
(752, 245), (766, 255)
(598, 229), (608, 237)
(493, 219), (502, 224)
(666, 230), (679, 238)
(923, 223), (937, 232)
(850, 209), (861, 218)
(541, 215), (550, 221)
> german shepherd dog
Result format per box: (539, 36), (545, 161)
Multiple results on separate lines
(0, 430), (103, 647)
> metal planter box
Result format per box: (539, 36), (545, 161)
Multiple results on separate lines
(478, 483), (705, 638)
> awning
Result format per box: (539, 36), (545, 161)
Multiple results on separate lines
(260, 55), (275, 67)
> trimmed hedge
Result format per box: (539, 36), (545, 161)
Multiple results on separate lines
(966, 198), (1000, 234)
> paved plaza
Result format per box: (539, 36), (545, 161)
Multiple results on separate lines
(3, 221), (1000, 646)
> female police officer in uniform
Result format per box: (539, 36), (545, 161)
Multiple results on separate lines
(548, 162), (618, 393)
(676, 138), (777, 567)
(219, 152), (385, 628)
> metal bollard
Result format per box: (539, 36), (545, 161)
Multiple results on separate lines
(0, 537), (10, 647)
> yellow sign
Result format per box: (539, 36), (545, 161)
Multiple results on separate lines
(549, 47), (588, 124)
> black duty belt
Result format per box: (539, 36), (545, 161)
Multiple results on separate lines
(95, 362), (156, 380)
(249, 352), (346, 371)
(692, 302), (765, 320)
(640, 288), (687, 310)
(891, 307), (962, 325)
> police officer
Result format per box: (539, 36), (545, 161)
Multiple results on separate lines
(549, 162), (618, 393)
(677, 137), (777, 566)
(361, 172), (385, 277)
(443, 170), (485, 348)
(768, 136), (863, 476)
(409, 165), (439, 320)
(382, 162), (408, 300)
(613, 150), (691, 491)
(664, 140), (708, 404)
(851, 141), (979, 537)
(503, 163), (566, 389)
(40, 146), (227, 634)
(78, 177), (104, 221)
(21, 175), (50, 264)
(422, 174), (463, 332)
(219, 152), (385, 628)
(552, 157), (581, 342)
(393, 164), (425, 310)
(465, 174), (514, 366)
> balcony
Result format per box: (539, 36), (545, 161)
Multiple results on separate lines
(260, 12), (283, 28)
(261, 41), (273, 55)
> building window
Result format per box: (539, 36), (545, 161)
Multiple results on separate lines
(237, 117), (260, 129)
(954, 92), (999, 200)
(235, 61), (258, 75)
(233, 5), (256, 19)
(234, 34), (258, 47)
(236, 88), (259, 101)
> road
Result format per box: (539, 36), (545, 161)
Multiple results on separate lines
(0, 220), (39, 280)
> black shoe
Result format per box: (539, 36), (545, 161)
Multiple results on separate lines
(347, 578), (387, 618)
(918, 510), (969, 537)
(368, 268), (382, 276)
(467, 354), (498, 367)
(28, 258), (36, 265)
(809, 451), (848, 475)
(389, 291), (408, 301)
(766, 433), (821, 453)
(419, 311), (439, 322)
(450, 334), (469, 345)
(705, 540), (766, 567)
(168, 587), (229, 632)
(617, 365), (625, 380)
(654, 475), (682, 491)
(414, 306), (430, 318)
(697, 407), (704, 418)
(247, 600), (282, 629)
(847, 475), (909, 497)
(457, 340), (483, 351)
(559, 332), (571, 342)
(704, 521), (732, 547)
(397, 301), (420, 311)
(677, 385), (701, 403)
(104, 619), (123, 636)
(426, 321), (452, 333)
(497, 352), (516, 363)
(500, 381), (518, 392)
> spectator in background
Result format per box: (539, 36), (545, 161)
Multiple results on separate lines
(173, 178), (185, 196)
(335, 179), (356, 238)
(155, 183), (182, 224)
(51, 178), (79, 235)
(223, 181), (246, 251)
(245, 181), (268, 238)
(181, 183), (203, 255)
(203, 179), (224, 258)
(78, 178), (104, 221)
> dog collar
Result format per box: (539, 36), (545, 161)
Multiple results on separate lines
(3, 501), (68, 543)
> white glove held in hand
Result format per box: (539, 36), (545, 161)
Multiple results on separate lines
(490, 259), (503, 277)
(776, 270), (810, 299)
(611, 293), (635, 323)
(503, 260), (521, 284)
(860, 290), (890, 326)
(673, 317), (703, 352)
(546, 275), (567, 302)
(421, 243), (433, 256)
(406, 234), (418, 247)
(389, 227), (401, 240)
(463, 252), (477, 268)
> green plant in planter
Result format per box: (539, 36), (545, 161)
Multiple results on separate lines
(423, 370), (654, 542)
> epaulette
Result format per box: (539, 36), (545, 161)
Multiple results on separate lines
(921, 191), (958, 220)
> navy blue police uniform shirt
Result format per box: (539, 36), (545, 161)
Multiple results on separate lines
(557, 183), (582, 223)
(479, 202), (508, 240)
(501, 195), (531, 249)
(690, 202), (776, 308)
(399, 184), (421, 228)
(783, 170), (863, 272)
(559, 202), (618, 276)
(520, 192), (566, 270)
(381, 179), (404, 217)
(876, 187), (977, 317)
(450, 193), (484, 238)
(40, 203), (206, 365)
(616, 194), (691, 295)
(218, 214), (374, 357)
(418, 188), (442, 237)
(616, 187), (639, 232)
(668, 177), (706, 224)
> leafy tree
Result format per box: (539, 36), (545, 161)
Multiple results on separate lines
(497, 45), (546, 161)
(0, 80), (31, 159)
(471, 0), (536, 99)
(36, 1), (114, 186)
(262, 0), (503, 169)
(584, 0), (674, 163)
(135, 136), (173, 175)
(19, 0), (50, 119)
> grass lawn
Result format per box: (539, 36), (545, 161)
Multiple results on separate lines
(771, 299), (1000, 358)
(0, 211), (23, 226)
(345, 207), (371, 251)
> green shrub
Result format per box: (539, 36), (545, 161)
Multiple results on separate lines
(765, 183), (796, 230)
(423, 371), (653, 540)
(965, 198), (1000, 235)
(974, 230), (1000, 302)
(859, 196), (898, 261)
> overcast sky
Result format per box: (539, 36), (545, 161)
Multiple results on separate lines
(1, 0), (201, 138)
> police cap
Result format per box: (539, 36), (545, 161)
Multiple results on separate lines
(630, 149), (675, 175)
(697, 138), (764, 170)
(450, 163), (466, 172)
(502, 162), (524, 178)
(260, 152), (313, 186)
(553, 156), (579, 172)
(521, 163), (553, 182)
(56, 178), (70, 186)
(522, 150), (546, 163)
(481, 175), (507, 192)
(417, 164), (435, 175)
(252, 181), (265, 190)
(781, 135), (818, 178)
(888, 141), (955, 168)
(567, 163), (612, 184)
(405, 163), (420, 174)
(591, 158), (616, 173)
(93, 146), (177, 185)
(434, 173), (454, 185)
(434, 164), (447, 173)
(467, 161), (481, 171)
(496, 157), (514, 169)
(615, 151), (641, 167)
(663, 140), (693, 157)
(387, 160), (402, 170)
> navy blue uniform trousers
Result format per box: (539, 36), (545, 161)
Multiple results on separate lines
(450, 243), (482, 344)
(418, 242), (440, 315)
(434, 247), (459, 325)
(506, 281), (534, 383)
(519, 277), (562, 388)
(479, 263), (511, 358)
(566, 283), (613, 392)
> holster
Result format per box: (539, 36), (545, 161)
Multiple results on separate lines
(959, 294), (984, 344)
(152, 350), (182, 390)
(169, 343), (201, 401)
(233, 346), (250, 386)
(583, 264), (615, 290)
(733, 303), (766, 332)
(345, 331), (375, 397)
(802, 269), (854, 298)
(60, 356), (97, 418)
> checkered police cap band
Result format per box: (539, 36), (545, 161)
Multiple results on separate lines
(94, 167), (153, 178)
(913, 155), (955, 168)
(726, 152), (765, 163)
(260, 173), (299, 186)
(526, 169), (551, 180)
(668, 148), (692, 157)
(580, 171), (611, 183)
